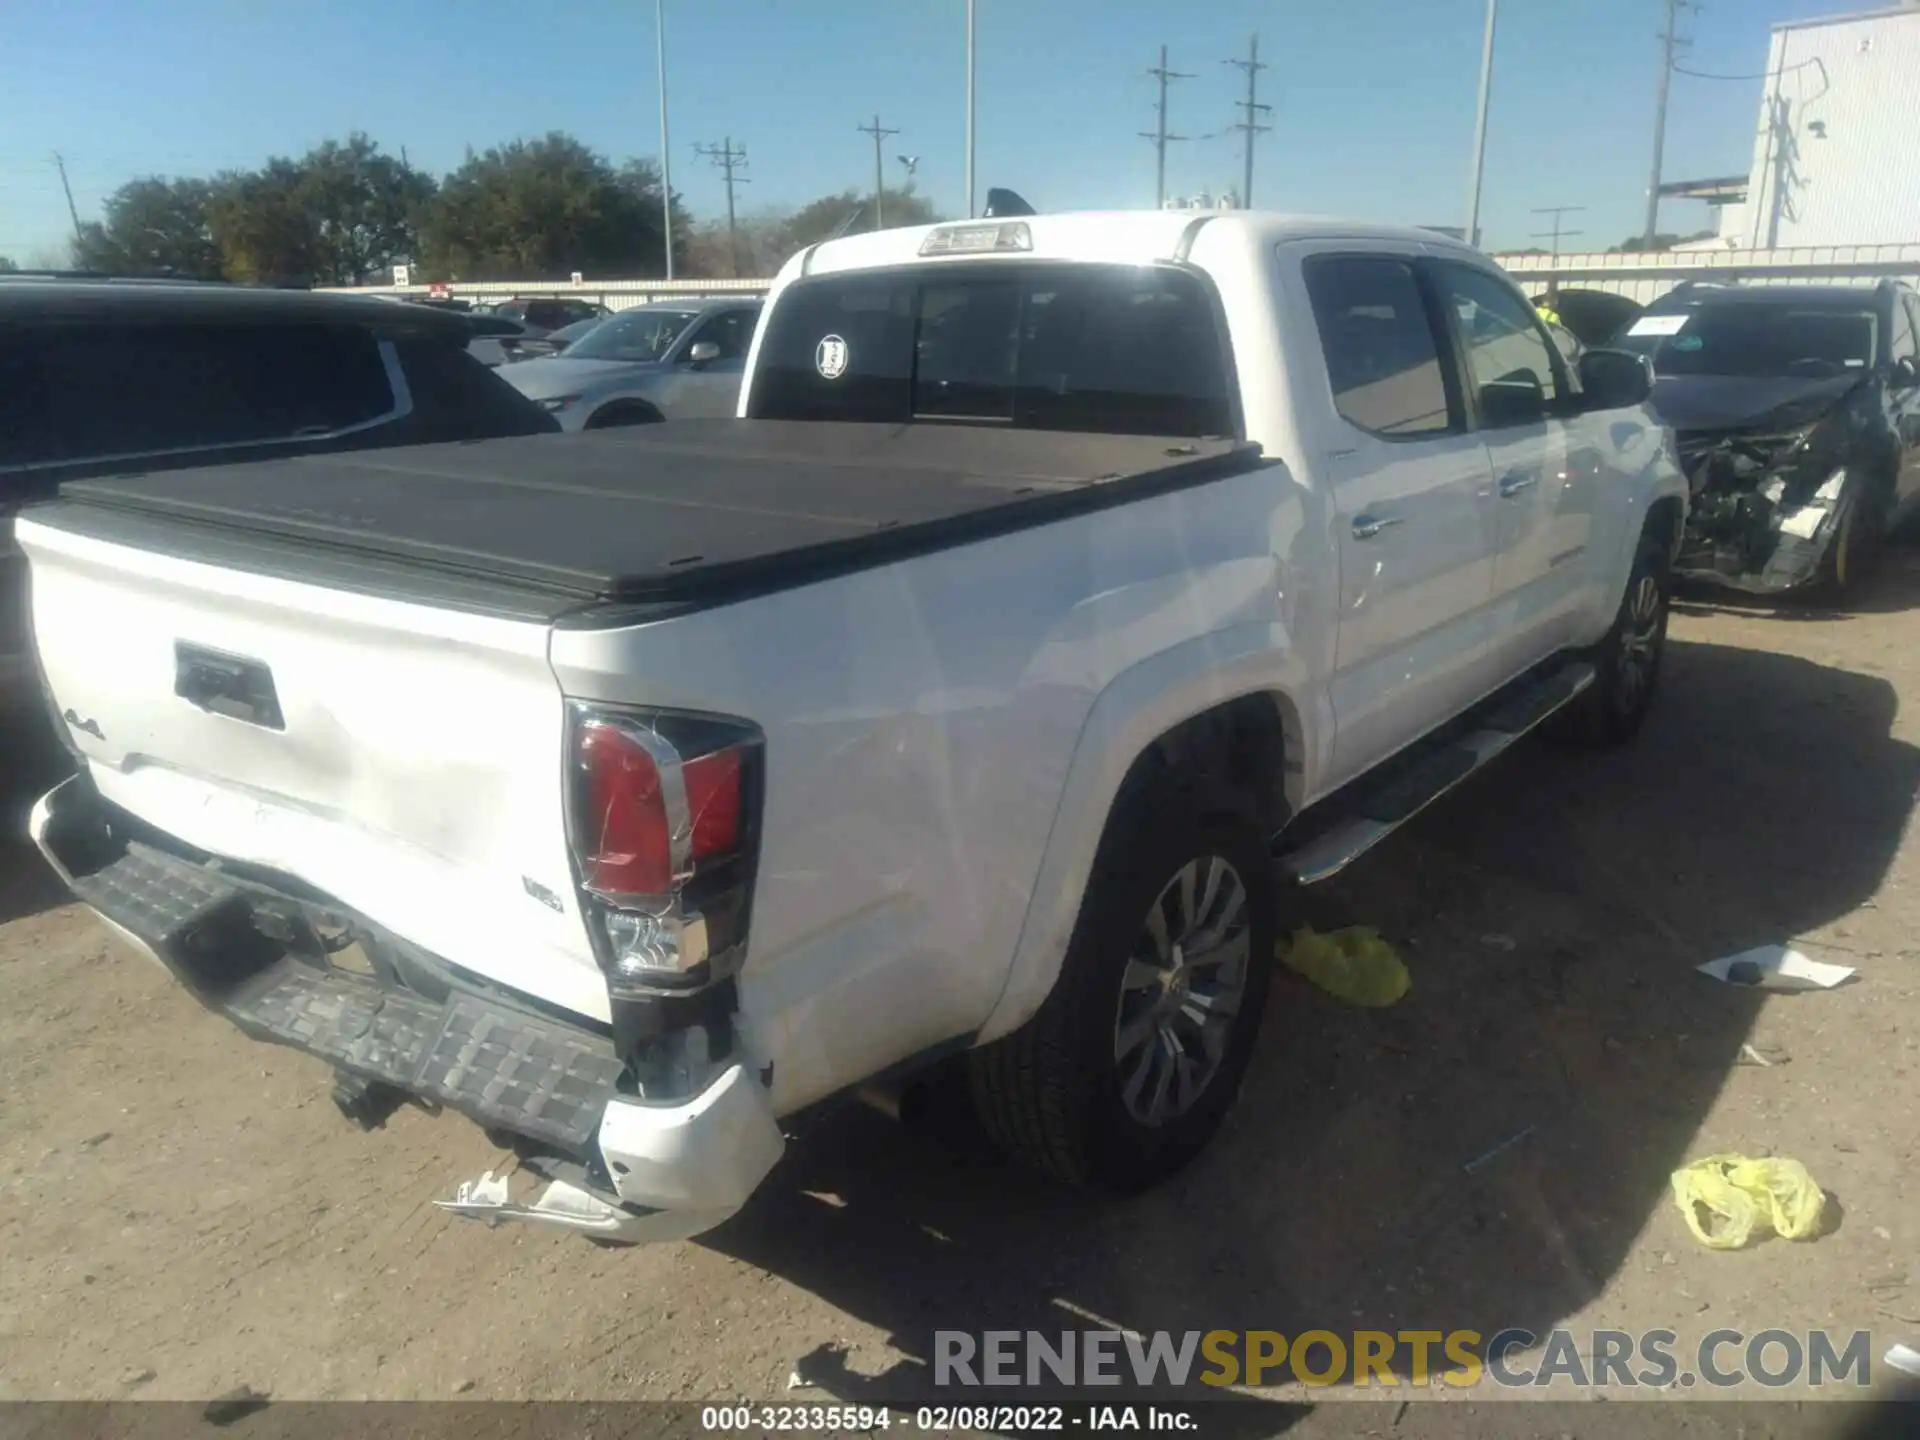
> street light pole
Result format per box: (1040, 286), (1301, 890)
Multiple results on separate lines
(1464, 0), (1499, 249)
(964, 0), (977, 218)
(656, 0), (674, 280)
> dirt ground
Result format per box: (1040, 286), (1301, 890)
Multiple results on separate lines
(2, 558), (1919, 1433)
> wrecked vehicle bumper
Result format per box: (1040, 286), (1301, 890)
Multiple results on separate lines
(28, 773), (784, 1242)
(1673, 438), (1851, 593)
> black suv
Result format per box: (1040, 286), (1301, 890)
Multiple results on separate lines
(2, 278), (559, 703)
(1615, 278), (1920, 596)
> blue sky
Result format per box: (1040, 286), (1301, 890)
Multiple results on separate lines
(0, 0), (1849, 265)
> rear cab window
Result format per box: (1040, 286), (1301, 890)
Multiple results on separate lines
(747, 261), (1238, 438)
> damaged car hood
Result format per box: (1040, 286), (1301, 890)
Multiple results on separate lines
(1651, 373), (1862, 434)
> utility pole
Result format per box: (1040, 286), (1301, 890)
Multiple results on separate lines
(656, 0), (675, 279)
(1643, 0), (1685, 248)
(1141, 45), (1191, 209)
(1529, 204), (1586, 258)
(1464, 0), (1499, 249)
(858, 114), (900, 230)
(964, 0), (977, 217)
(1224, 33), (1272, 208)
(51, 153), (82, 242)
(695, 138), (750, 276)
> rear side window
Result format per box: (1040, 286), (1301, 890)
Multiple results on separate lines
(1303, 255), (1455, 437)
(749, 262), (1235, 437)
(0, 321), (397, 468)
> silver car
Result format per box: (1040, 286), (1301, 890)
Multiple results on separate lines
(500, 299), (762, 429)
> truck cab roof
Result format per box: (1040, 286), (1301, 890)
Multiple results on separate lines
(790, 210), (1484, 280)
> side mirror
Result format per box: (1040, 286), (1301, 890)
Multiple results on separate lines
(686, 341), (721, 367)
(1577, 348), (1654, 411)
(1892, 356), (1920, 391)
(1479, 374), (1547, 428)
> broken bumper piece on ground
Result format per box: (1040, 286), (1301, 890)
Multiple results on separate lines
(435, 1168), (747, 1244)
(29, 772), (785, 1243)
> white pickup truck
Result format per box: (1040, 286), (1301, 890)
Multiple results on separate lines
(20, 212), (1686, 1242)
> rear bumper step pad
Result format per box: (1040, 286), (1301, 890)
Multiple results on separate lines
(44, 784), (622, 1154)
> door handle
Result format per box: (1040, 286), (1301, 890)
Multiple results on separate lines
(1498, 471), (1540, 497)
(1350, 513), (1405, 540)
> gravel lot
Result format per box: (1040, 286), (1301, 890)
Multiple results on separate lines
(2, 560), (1918, 1433)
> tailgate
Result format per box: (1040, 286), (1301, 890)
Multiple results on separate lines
(18, 515), (611, 1023)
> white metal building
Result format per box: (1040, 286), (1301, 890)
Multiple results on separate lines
(1736, 3), (1920, 248)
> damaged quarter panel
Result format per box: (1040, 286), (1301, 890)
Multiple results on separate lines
(546, 463), (1307, 1119)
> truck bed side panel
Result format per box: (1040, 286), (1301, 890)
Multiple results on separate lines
(550, 460), (1310, 1116)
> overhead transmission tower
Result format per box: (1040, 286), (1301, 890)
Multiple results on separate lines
(857, 114), (900, 230)
(693, 137), (750, 275)
(1141, 45), (1191, 209)
(1530, 204), (1586, 257)
(1224, 33), (1271, 208)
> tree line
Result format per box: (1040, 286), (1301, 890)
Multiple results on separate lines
(40, 131), (940, 285)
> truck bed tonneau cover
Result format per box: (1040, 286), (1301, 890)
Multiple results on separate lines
(34, 421), (1259, 614)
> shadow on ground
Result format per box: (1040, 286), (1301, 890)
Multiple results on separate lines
(0, 697), (74, 926)
(700, 636), (1918, 1413)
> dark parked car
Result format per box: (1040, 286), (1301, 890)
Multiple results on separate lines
(484, 296), (611, 355)
(1616, 279), (1920, 596)
(1, 277), (559, 702)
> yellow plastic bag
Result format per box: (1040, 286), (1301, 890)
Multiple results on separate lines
(1670, 1154), (1826, 1250)
(1280, 926), (1409, 1007)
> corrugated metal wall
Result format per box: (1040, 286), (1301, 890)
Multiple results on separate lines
(1742, 7), (1920, 248)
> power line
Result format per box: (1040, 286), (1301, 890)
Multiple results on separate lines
(1529, 204), (1586, 257)
(1223, 33), (1271, 208)
(51, 153), (82, 241)
(693, 137), (749, 276)
(1674, 57), (1819, 82)
(1140, 44), (1192, 209)
(857, 114), (900, 230)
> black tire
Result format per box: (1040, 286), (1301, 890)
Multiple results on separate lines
(1550, 526), (1670, 747)
(967, 776), (1278, 1193)
(584, 402), (664, 429)
(1813, 474), (1886, 600)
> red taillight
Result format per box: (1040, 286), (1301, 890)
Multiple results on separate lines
(576, 718), (746, 898)
(579, 721), (672, 896)
(683, 747), (742, 860)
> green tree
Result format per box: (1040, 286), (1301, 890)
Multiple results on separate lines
(1607, 229), (1717, 253)
(206, 160), (321, 284)
(419, 133), (685, 281)
(784, 187), (940, 249)
(72, 176), (224, 279)
(0, 255), (17, 272)
(293, 133), (437, 285)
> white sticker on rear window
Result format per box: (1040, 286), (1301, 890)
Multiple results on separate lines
(1627, 313), (1690, 337)
(815, 334), (850, 379)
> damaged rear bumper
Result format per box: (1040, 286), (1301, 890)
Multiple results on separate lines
(29, 773), (784, 1242)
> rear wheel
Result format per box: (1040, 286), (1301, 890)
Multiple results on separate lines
(968, 777), (1278, 1192)
(1550, 526), (1669, 746)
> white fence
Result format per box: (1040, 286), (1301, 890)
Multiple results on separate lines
(1498, 243), (1920, 302)
(325, 241), (1920, 311)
